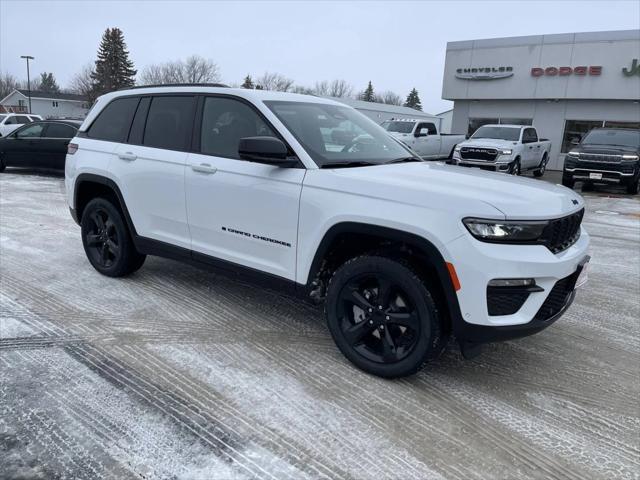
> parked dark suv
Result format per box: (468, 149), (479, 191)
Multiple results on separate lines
(563, 128), (640, 195)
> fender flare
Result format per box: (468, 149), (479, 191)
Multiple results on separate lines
(74, 173), (138, 236)
(306, 222), (464, 331)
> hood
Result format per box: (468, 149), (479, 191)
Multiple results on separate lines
(310, 162), (584, 220)
(458, 138), (518, 149)
(575, 145), (639, 155)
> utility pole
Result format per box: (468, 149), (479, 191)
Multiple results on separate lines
(20, 55), (34, 114)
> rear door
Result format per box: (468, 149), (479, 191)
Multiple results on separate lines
(40, 122), (78, 169)
(111, 95), (195, 249)
(185, 95), (303, 279)
(2, 122), (46, 167)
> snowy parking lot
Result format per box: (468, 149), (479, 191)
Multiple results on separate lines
(1, 170), (639, 480)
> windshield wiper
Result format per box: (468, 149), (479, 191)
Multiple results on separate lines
(320, 161), (377, 169)
(384, 156), (423, 164)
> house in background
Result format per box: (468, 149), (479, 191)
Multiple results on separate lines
(0, 89), (90, 118)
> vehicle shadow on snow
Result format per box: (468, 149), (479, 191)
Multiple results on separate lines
(2, 167), (64, 179)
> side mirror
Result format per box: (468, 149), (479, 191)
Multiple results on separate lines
(238, 136), (297, 167)
(465, 134), (470, 140)
(415, 128), (429, 137)
(571, 138), (580, 146)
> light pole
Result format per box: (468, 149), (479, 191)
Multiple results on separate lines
(20, 55), (34, 114)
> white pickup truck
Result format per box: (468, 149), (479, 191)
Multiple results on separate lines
(382, 118), (465, 160)
(452, 125), (551, 176)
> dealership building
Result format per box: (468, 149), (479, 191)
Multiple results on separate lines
(442, 29), (640, 170)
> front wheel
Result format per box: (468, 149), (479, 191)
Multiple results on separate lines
(81, 197), (146, 277)
(562, 175), (575, 189)
(509, 158), (521, 176)
(626, 176), (639, 195)
(325, 255), (444, 378)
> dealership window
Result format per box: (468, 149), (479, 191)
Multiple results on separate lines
(562, 120), (640, 152)
(467, 117), (532, 135)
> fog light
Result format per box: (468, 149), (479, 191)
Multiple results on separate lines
(488, 278), (535, 287)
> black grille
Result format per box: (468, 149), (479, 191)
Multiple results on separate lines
(533, 271), (579, 321)
(541, 209), (584, 254)
(460, 147), (498, 161)
(487, 288), (529, 316)
(459, 163), (496, 171)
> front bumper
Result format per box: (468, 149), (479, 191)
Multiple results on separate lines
(443, 227), (590, 344)
(452, 153), (514, 172)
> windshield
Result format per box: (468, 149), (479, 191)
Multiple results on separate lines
(582, 129), (640, 148)
(265, 101), (414, 167)
(471, 126), (520, 141)
(381, 121), (415, 134)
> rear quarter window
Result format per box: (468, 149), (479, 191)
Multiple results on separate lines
(87, 97), (140, 142)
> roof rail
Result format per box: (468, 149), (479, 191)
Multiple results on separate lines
(118, 83), (230, 91)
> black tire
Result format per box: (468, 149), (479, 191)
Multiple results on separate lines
(80, 197), (146, 277)
(325, 255), (444, 378)
(510, 158), (521, 175)
(581, 182), (594, 192)
(0, 154), (5, 173)
(562, 175), (575, 189)
(533, 154), (547, 177)
(626, 176), (639, 195)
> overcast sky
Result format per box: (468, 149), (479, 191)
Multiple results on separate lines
(1, 0), (638, 113)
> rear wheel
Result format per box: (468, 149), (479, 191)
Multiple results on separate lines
(533, 154), (547, 177)
(0, 154), (5, 172)
(81, 197), (146, 277)
(325, 255), (444, 378)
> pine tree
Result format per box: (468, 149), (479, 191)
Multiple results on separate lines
(359, 81), (375, 102)
(241, 74), (254, 89)
(404, 88), (422, 111)
(38, 72), (60, 93)
(90, 27), (136, 96)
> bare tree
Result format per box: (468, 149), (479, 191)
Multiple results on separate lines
(69, 63), (96, 101)
(256, 72), (294, 92)
(379, 90), (402, 106)
(328, 79), (353, 98)
(139, 55), (221, 85)
(313, 80), (330, 96)
(0, 72), (20, 99)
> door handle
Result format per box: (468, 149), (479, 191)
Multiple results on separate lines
(191, 163), (217, 174)
(118, 152), (137, 161)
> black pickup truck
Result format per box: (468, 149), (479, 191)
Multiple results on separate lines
(563, 128), (640, 195)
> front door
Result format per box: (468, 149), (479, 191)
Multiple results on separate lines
(185, 96), (304, 281)
(40, 122), (78, 169)
(3, 122), (47, 167)
(413, 122), (441, 158)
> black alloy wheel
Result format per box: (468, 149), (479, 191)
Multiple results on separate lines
(325, 255), (444, 378)
(85, 207), (120, 269)
(81, 197), (146, 277)
(336, 273), (420, 364)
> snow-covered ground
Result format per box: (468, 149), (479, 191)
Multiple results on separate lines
(1, 170), (639, 480)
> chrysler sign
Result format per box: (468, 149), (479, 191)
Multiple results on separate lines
(455, 66), (514, 80)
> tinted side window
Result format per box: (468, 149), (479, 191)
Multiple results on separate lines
(45, 123), (77, 138)
(16, 116), (31, 124)
(16, 123), (45, 138)
(5, 117), (17, 125)
(88, 97), (139, 142)
(523, 128), (538, 143)
(127, 97), (151, 144)
(200, 97), (277, 159)
(419, 122), (437, 135)
(143, 96), (194, 150)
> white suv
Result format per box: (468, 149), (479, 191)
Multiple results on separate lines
(65, 85), (590, 377)
(0, 113), (43, 137)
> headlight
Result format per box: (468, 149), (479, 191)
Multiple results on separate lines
(567, 151), (580, 157)
(454, 145), (461, 152)
(622, 154), (639, 160)
(463, 218), (548, 242)
(500, 149), (513, 155)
